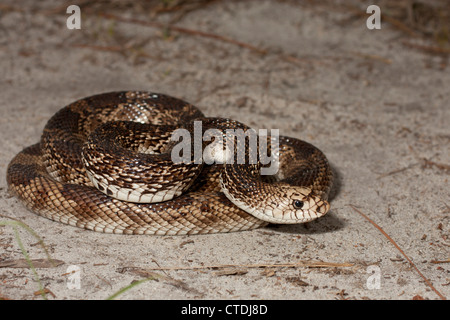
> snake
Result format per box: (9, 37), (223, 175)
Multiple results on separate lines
(6, 91), (333, 235)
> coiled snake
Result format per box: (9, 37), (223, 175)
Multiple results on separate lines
(6, 91), (333, 235)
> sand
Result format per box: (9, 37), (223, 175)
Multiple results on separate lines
(0, 0), (448, 300)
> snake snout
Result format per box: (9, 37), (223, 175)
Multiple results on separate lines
(315, 199), (330, 217)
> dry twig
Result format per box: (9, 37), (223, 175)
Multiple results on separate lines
(349, 204), (446, 300)
(145, 260), (354, 272)
(97, 12), (268, 55)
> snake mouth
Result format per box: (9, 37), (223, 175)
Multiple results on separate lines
(260, 200), (330, 224)
(220, 174), (331, 225)
(225, 192), (330, 225)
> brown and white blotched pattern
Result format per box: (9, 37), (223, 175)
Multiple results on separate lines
(7, 91), (333, 235)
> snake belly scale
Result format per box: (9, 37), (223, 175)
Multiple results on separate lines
(6, 91), (333, 235)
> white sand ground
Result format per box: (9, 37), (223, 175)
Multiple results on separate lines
(0, 0), (448, 300)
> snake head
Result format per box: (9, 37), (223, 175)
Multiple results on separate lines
(255, 185), (330, 224)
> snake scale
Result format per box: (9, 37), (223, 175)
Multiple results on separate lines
(6, 91), (333, 235)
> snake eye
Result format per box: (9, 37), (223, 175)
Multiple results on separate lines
(293, 200), (304, 209)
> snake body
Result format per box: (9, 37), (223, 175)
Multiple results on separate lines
(6, 91), (333, 235)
